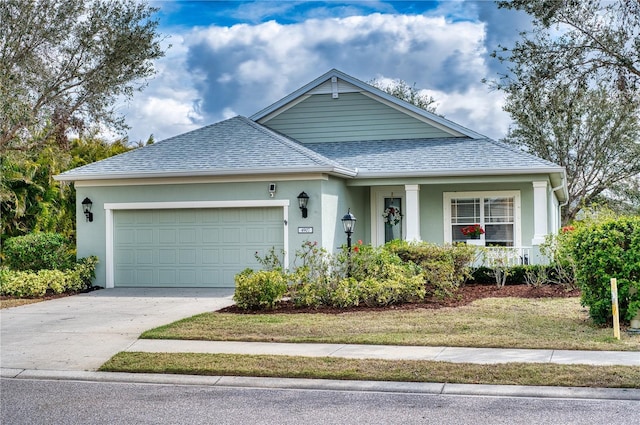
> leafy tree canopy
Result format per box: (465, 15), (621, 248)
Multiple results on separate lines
(503, 81), (640, 223)
(369, 78), (438, 114)
(1, 137), (134, 241)
(0, 0), (165, 153)
(490, 0), (640, 222)
(494, 0), (640, 96)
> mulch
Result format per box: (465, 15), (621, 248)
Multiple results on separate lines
(219, 283), (581, 315)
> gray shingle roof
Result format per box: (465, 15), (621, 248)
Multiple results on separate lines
(305, 138), (564, 177)
(56, 117), (564, 183)
(56, 116), (354, 180)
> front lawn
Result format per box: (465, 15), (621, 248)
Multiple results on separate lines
(141, 297), (640, 351)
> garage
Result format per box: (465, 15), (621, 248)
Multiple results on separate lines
(112, 207), (285, 287)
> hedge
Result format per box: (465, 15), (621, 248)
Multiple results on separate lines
(0, 256), (98, 298)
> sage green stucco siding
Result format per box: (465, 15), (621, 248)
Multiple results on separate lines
(418, 182), (536, 246)
(263, 93), (453, 143)
(76, 179), (327, 288)
(320, 177), (369, 252)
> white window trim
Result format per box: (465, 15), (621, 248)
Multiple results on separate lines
(443, 191), (521, 247)
(104, 200), (290, 288)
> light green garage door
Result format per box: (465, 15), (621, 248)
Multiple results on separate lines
(113, 208), (284, 287)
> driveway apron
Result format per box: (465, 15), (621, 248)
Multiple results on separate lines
(0, 288), (234, 371)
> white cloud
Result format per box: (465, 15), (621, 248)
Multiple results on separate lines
(124, 7), (515, 142)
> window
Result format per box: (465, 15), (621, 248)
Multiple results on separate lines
(445, 191), (520, 247)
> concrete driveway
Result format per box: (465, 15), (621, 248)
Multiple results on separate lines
(0, 288), (234, 372)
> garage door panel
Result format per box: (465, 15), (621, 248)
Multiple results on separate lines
(136, 250), (153, 264)
(158, 269), (176, 285)
(135, 211), (154, 224)
(179, 249), (197, 264)
(114, 207), (283, 288)
(115, 229), (135, 244)
(136, 269), (154, 285)
(178, 210), (196, 223)
(179, 229), (197, 243)
(202, 228), (220, 243)
(223, 227), (242, 243)
(159, 229), (176, 244)
(202, 249), (219, 264)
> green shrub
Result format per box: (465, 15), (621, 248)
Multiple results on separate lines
(3, 233), (75, 271)
(360, 267), (426, 307)
(0, 256), (98, 297)
(539, 231), (578, 289)
(387, 241), (475, 297)
(569, 215), (640, 325)
(330, 277), (363, 308)
(290, 279), (328, 308)
(233, 269), (287, 310)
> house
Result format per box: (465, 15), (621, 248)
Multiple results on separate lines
(55, 69), (568, 288)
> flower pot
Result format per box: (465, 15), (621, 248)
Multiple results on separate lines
(466, 239), (485, 246)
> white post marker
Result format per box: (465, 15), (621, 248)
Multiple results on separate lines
(611, 278), (620, 340)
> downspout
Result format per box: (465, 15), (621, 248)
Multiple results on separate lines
(551, 183), (569, 208)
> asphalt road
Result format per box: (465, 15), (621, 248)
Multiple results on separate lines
(2, 378), (637, 425)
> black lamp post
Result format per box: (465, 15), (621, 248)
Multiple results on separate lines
(81, 197), (93, 222)
(341, 209), (356, 276)
(297, 191), (309, 218)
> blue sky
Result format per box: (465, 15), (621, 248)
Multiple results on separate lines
(121, 1), (532, 143)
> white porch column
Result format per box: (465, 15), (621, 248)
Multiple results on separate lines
(405, 184), (421, 241)
(532, 181), (548, 245)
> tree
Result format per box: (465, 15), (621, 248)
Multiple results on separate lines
(0, 0), (164, 153)
(503, 81), (640, 223)
(1, 137), (133, 241)
(495, 0), (640, 96)
(369, 78), (438, 114)
(490, 0), (640, 223)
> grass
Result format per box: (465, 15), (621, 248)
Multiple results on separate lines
(141, 297), (640, 351)
(0, 298), (44, 309)
(100, 352), (640, 388)
(103, 295), (640, 387)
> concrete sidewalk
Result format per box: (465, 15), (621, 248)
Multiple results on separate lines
(127, 340), (640, 366)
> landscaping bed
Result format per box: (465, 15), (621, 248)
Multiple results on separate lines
(219, 283), (581, 314)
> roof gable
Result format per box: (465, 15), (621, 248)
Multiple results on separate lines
(251, 68), (485, 140)
(259, 92), (454, 144)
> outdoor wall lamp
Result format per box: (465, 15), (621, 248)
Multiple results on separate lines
(81, 197), (93, 222)
(297, 191), (310, 218)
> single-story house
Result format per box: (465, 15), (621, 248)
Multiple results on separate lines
(55, 69), (568, 288)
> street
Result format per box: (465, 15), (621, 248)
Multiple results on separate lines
(2, 378), (637, 425)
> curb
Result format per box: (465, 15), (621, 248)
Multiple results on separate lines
(3, 368), (639, 401)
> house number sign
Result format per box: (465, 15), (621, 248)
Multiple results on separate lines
(298, 227), (313, 234)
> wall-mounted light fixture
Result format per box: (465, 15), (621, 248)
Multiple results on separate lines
(81, 197), (93, 222)
(297, 191), (310, 218)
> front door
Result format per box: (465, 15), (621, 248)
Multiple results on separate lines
(383, 197), (403, 243)
(372, 187), (405, 246)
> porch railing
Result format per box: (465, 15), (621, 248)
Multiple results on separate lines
(472, 246), (532, 268)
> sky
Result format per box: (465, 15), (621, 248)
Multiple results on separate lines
(119, 0), (533, 143)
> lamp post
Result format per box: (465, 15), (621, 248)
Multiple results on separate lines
(341, 209), (356, 277)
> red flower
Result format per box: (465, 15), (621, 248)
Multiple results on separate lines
(561, 225), (575, 233)
(461, 224), (485, 237)
(353, 246), (360, 253)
